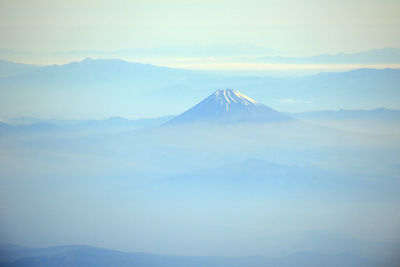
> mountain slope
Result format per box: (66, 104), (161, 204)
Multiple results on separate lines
(0, 244), (392, 267)
(0, 58), (194, 86)
(0, 58), (399, 119)
(0, 59), (40, 77)
(166, 89), (292, 124)
(0, 58), (202, 118)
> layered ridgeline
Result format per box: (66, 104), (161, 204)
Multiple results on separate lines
(166, 89), (292, 125)
(1, 58), (399, 119)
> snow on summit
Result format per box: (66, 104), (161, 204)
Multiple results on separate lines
(166, 89), (293, 125)
(212, 89), (260, 110)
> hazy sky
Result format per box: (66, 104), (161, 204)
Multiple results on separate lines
(1, 0), (399, 56)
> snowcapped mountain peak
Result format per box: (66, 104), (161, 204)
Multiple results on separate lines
(165, 88), (293, 125)
(211, 89), (260, 110)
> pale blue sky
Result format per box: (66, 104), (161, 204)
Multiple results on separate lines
(1, 0), (399, 59)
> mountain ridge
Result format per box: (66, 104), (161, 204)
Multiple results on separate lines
(0, 58), (399, 119)
(0, 59), (40, 77)
(0, 243), (392, 267)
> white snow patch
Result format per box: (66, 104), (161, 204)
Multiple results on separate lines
(233, 90), (259, 105)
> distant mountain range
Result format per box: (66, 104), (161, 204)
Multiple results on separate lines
(0, 57), (399, 118)
(0, 59), (40, 77)
(166, 89), (292, 125)
(0, 44), (279, 63)
(0, 244), (394, 267)
(0, 47), (399, 78)
(1, 47), (400, 67)
(1, 107), (399, 134)
(0, 116), (174, 134)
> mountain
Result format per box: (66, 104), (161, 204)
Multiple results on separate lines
(2, 57), (194, 85)
(0, 244), (392, 267)
(166, 89), (293, 125)
(0, 58), (197, 96)
(0, 58), (399, 119)
(0, 59), (40, 77)
(0, 58), (203, 118)
(0, 116), (175, 134)
(0, 122), (58, 134)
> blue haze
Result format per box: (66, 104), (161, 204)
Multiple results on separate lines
(0, 60), (399, 266)
(1, 0), (400, 265)
(1, 90), (400, 265)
